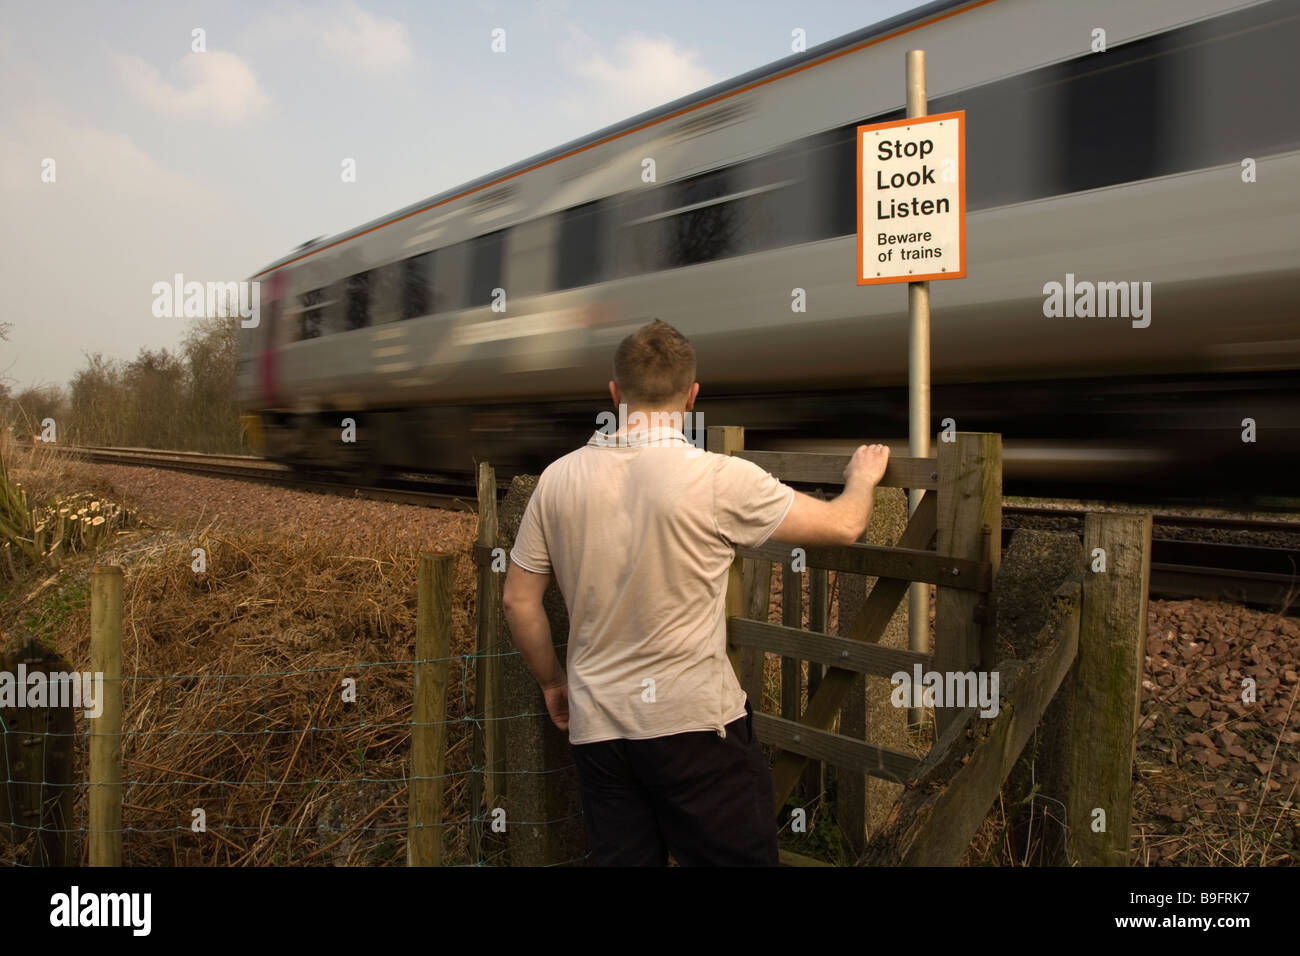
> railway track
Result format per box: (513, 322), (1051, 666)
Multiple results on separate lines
(37, 444), (1300, 614)
(1004, 505), (1299, 613)
(50, 444), (482, 511)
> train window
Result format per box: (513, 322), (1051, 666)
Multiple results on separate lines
(663, 168), (738, 267)
(554, 201), (607, 290)
(1048, 1), (1297, 197)
(804, 111), (905, 241)
(652, 159), (814, 267)
(612, 155), (816, 274)
(401, 252), (433, 319)
(1158, 2), (1300, 175)
(432, 244), (467, 312)
(505, 219), (555, 298)
(732, 146), (812, 253)
(804, 123), (876, 239)
(927, 75), (1058, 211)
(467, 230), (505, 308)
(344, 272), (370, 331)
(613, 187), (668, 278)
(366, 261), (402, 324)
(299, 288), (329, 339)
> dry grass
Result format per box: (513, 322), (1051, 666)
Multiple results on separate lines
(36, 531), (480, 866)
(1, 435), (483, 866)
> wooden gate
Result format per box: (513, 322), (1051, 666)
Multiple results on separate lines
(707, 428), (1000, 825)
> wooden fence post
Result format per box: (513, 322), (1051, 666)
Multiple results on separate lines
(89, 565), (123, 867)
(409, 552), (454, 866)
(471, 463), (504, 864)
(934, 433), (1001, 736)
(1066, 513), (1152, 866)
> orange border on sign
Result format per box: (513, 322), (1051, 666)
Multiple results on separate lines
(857, 109), (966, 286)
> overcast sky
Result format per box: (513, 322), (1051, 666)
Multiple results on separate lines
(0, 0), (923, 392)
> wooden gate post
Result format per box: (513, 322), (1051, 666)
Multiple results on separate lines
(1066, 513), (1152, 866)
(708, 426), (754, 689)
(409, 552), (453, 866)
(89, 565), (123, 867)
(497, 477), (587, 866)
(934, 433), (1001, 736)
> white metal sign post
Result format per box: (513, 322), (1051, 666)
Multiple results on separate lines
(857, 51), (965, 725)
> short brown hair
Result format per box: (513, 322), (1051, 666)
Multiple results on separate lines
(612, 319), (696, 406)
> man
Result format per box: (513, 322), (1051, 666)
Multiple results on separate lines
(503, 319), (890, 866)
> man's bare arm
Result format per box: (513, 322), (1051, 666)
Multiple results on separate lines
(502, 560), (569, 730)
(502, 562), (564, 687)
(769, 444), (890, 547)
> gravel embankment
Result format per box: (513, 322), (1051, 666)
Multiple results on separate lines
(1004, 498), (1300, 550)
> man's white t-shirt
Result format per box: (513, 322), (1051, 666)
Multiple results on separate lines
(510, 424), (795, 745)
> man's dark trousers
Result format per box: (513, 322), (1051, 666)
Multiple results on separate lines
(570, 700), (780, 866)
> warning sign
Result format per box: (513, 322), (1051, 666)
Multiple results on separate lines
(857, 110), (965, 285)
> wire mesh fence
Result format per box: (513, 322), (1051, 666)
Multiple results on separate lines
(1, 603), (585, 867)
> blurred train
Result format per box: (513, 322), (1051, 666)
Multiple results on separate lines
(236, 0), (1300, 495)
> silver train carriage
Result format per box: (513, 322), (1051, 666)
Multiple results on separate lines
(236, 0), (1300, 492)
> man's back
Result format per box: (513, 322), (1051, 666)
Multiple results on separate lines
(501, 318), (889, 865)
(510, 425), (794, 744)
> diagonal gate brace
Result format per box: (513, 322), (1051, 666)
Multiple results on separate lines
(769, 490), (938, 810)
